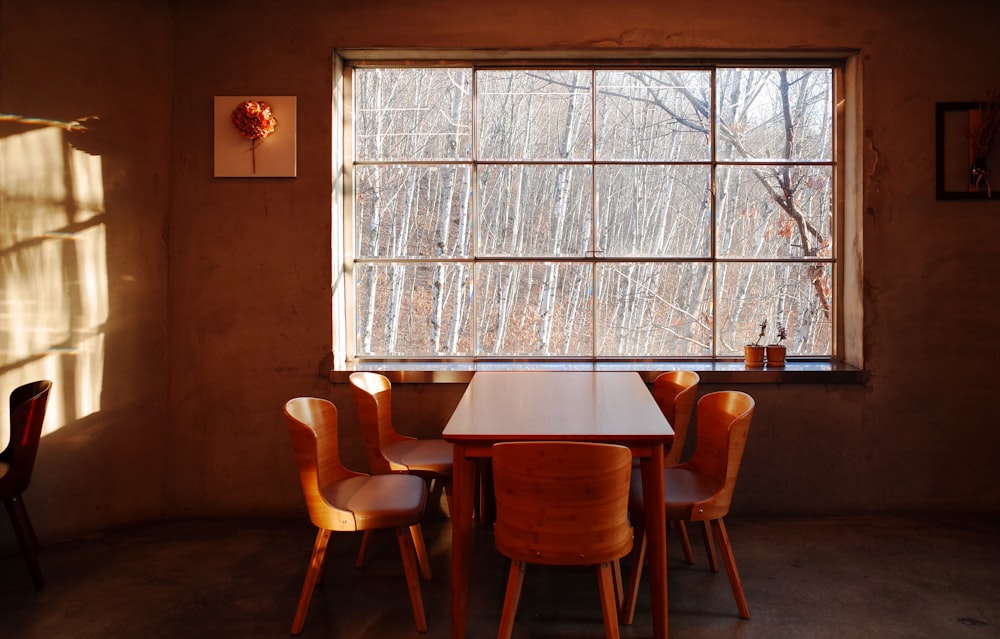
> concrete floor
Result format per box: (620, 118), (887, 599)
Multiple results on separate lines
(1, 513), (998, 638)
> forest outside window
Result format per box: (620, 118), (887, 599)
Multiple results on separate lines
(342, 60), (839, 361)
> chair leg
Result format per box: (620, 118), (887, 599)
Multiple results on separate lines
(620, 524), (646, 625)
(702, 520), (719, 572)
(291, 528), (332, 635)
(710, 518), (750, 619)
(476, 460), (495, 526)
(427, 477), (445, 517)
(596, 562), (622, 639)
(676, 520), (695, 565)
(355, 529), (374, 568)
(497, 559), (526, 639)
(442, 479), (454, 521)
(359, 525), (432, 581)
(4, 495), (44, 589)
(612, 558), (624, 611)
(410, 523), (433, 580)
(394, 527), (428, 632)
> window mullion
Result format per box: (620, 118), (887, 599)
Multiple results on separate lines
(710, 67), (719, 359)
(591, 68), (599, 359)
(471, 67), (480, 358)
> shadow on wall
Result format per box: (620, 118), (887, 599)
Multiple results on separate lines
(0, 114), (108, 441)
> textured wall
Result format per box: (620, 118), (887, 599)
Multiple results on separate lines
(2, 0), (1000, 551)
(1, 0), (173, 545)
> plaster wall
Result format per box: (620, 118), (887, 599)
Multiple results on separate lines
(2, 0), (999, 550)
(0, 0), (172, 547)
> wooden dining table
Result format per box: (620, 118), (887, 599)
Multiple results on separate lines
(442, 370), (673, 638)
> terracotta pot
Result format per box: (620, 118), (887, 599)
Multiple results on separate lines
(743, 345), (765, 367)
(766, 344), (787, 367)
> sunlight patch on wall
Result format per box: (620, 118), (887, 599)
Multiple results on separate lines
(0, 123), (107, 439)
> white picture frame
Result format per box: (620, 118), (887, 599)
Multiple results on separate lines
(214, 95), (297, 177)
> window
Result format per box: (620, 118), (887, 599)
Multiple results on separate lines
(338, 56), (844, 363)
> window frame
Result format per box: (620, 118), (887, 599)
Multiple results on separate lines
(331, 49), (862, 371)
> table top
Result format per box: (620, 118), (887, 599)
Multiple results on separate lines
(442, 371), (673, 443)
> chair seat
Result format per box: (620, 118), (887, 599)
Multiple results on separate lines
(384, 439), (453, 477)
(322, 474), (427, 529)
(629, 467), (724, 521)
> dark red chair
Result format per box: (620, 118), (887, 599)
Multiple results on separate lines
(1, 380), (53, 589)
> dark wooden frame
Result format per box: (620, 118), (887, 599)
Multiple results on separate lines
(936, 101), (996, 200)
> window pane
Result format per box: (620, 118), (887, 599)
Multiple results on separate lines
(355, 165), (472, 258)
(478, 164), (592, 257)
(355, 68), (472, 161)
(476, 262), (592, 356)
(716, 165), (833, 259)
(716, 68), (832, 162)
(347, 62), (840, 362)
(596, 164), (711, 257)
(716, 262), (832, 356)
(478, 70), (592, 161)
(596, 70), (711, 161)
(355, 263), (472, 356)
(595, 263), (713, 357)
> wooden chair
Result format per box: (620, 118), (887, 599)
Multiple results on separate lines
(283, 397), (429, 635)
(491, 441), (634, 639)
(350, 372), (452, 573)
(0, 380), (53, 589)
(651, 371), (701, 566)
(654, 371), (700, 467)
(624, 371), (700, 581)
(621, 390), (755, 623)
(349, 372), (453, 500)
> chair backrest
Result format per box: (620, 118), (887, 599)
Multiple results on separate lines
(492, 441), (634, 566)
(283, 397), (364, 532)
(653, 371), (700, 466)
(349, 372), (409, 474)
(679, 390), (755, 520)
(0, 380), (53, 496)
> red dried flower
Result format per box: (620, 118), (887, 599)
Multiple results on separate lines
(231, 100), (277, 141)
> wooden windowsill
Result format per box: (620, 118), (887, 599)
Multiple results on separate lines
(330, 360), (864, 385)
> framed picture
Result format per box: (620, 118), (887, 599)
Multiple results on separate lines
(214, 96), (297, 177)
(935, 101), (997, 200)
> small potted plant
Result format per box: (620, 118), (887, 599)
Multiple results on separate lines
(744, 319), (767, 367)
(766, 323), (788, 367)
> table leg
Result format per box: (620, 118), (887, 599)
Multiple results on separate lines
(640, 445), (668, 638)
(450, 444), (475, 639)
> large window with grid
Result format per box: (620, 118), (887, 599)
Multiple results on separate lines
(341, 59), (840, 361)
